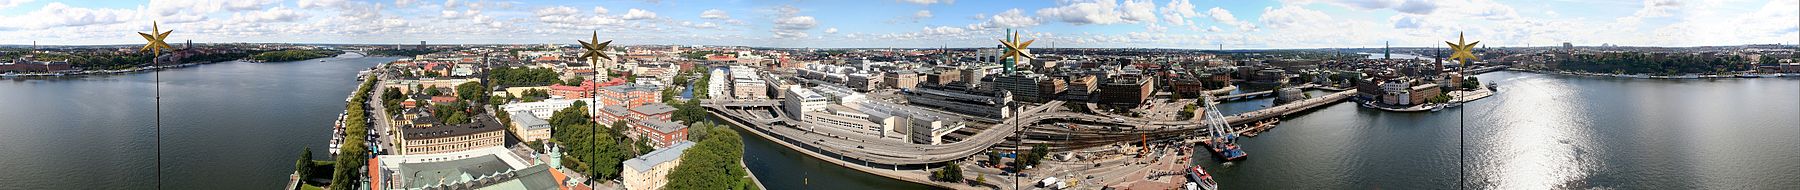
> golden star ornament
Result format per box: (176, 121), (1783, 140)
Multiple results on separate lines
(1446, 32), (1480, 65)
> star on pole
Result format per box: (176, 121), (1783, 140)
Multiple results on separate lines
(139, 21), (174, 59)
(578, 31), (612, 63)
(1446, 32), (1480, 66)
(998, 30), (1035, 61)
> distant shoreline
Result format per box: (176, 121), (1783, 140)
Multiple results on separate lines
(3, 52), (384, 80)
(1509, 68), (1798, 79)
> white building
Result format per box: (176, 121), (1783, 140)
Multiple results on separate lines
(783, 86), (829, 119)
(501, 98), (576, 119)
(707, 68), (730, 99)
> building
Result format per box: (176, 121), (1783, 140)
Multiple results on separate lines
(500, 98), (580, 120)
(783, 86), (830, 119)
(507, 111), (554, 143)
(994, 73), (1045, 102)
(549, 80), (596, 99)
(1062, 74), (1098, 101)
(846, 73), (881, 92)
(730, 66), (768, 99)
(396, 114), (507, 155)
(906, 112), (967, 145)
(371, 146), (564, 190)
(621, 141), (696, 190)
(631, 120), (689, 148)
(600, 84), (662, 108)
(1408, 83), (1441, 106)
(884, 71), (919, 90)
(1037, 77), (1065, 100)
(1098, 75), (1153, 106)
(902, 87), (1011, 119)
(707, 68), (730, 99)
(1381, 80), (1412, 106)
(628, 103), (677, 122)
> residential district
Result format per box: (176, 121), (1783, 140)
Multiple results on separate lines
(234, 35), (1800, 190)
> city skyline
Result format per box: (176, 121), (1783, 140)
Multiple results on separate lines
(0, 0), (1795, 48)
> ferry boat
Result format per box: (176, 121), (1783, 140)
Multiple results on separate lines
(1184, 165), (1220, 190)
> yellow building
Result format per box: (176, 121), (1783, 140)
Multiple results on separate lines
(396, 114), (506, 155)
(621, 141), (696, 190)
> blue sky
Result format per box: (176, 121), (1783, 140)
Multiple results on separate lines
(0, 0), (1794, 49)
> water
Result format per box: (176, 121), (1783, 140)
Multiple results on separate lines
(0, 54), (394, 189)
(1199, 71), (1800, 189)
(729, 119), (942, 190)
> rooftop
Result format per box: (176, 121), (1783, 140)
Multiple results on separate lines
(623, 141), (697, 173)
(402, 113), (507, 140)
(630, 103), (677, 115)
(639, 120), (687, 134)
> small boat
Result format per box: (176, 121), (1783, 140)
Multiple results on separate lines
(1185, 165), (1220, 190)
(1430, 105), (1444, 112)
(1486, 83), (1498, 91)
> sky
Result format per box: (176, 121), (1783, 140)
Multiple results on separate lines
(0, 0), (1794, 49)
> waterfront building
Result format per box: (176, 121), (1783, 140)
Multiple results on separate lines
(371, 146), (565, 190)
(1408, 83), (1441, 106)
(1381, 79), (1412, 105)
(621, 141), (696, 190)
(631, 120), (689, 148)
(396, 114), (506, 155)
(783, 86), (830, 119)
(906, 112), (967, 145)
(507, 111), (554, 143)
(708, 68), (729, 99)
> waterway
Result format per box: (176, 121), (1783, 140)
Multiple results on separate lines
(0, 54), (394, 189)
(1200, 71), (1800, 189)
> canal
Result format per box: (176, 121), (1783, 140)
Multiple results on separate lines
(0, 54), (394, 189)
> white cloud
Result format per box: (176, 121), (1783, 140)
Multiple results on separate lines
(700, 9), (729, 19)
(897, 0), (954, 5)
(915, 10), (934, 19)
(1259, 6), (1329, 29)
(772, 6), (816, 38)
(1160, 0), (1201, 25)
(0, 0), (33, 9)
(622, 8), (657, 20)
(1120, 0), (1157, 23)
(825, 27), (838, 34)
(1618, 0), (1682, 24)
(969, 8), (1041, 30)
(229, 6), (305, 23)
(593, 6), (609, 15)
(1036, 0), (1124, 25)
(297, 0), (347, 9)
(0, 2), (136, 30)
(1209, 7), (1254, 31)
